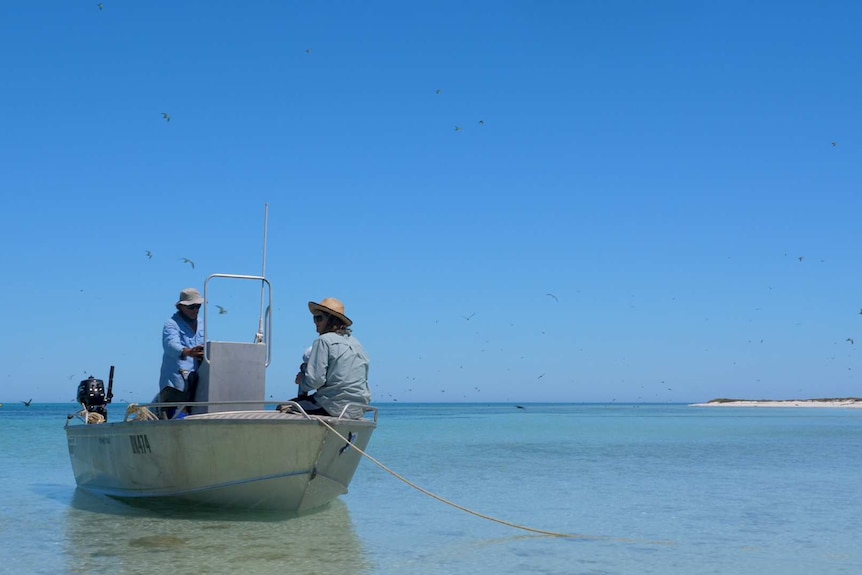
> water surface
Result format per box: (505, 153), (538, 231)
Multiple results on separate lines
(2, 403), (860, 574)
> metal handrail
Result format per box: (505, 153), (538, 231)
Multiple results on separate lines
(335, 403), (380, 422)
(203, 273), (273, 367)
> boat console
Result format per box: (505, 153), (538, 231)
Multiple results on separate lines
(193, 341), (267, 413)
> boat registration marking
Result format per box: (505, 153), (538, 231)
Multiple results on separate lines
(130, 434), (152, 454)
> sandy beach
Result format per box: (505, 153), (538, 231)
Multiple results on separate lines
(691, 399), (862, 409)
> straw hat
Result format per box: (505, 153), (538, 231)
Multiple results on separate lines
(308, 297), (352, 326)
(177, 288), (204, 306)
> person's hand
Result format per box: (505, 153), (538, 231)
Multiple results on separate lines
(294, 362), (307, 386)
(189, 345), (205, 360)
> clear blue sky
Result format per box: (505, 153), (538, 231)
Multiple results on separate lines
(2, 1), (860, 404)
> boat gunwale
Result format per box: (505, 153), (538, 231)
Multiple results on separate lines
(65, 414), (377, 433)
(65, 400), (378, 428)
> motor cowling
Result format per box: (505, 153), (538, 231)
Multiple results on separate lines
(77, 376), (108, 420)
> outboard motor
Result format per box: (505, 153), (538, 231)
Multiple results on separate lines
(77, 375), (108, 421)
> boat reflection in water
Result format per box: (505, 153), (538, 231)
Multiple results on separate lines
(64, 490), (371, 575)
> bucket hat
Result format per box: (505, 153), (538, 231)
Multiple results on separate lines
(177, 288), (204, 306)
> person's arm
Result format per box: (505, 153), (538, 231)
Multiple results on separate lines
(302, 340), (329, 392)
(163, 321), (186, 358)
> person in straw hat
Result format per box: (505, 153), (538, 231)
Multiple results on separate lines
(158, 288), (205, 412)
(288, 297), (371, 419)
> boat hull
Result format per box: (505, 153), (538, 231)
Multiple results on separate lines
(65, 411), (375, 513)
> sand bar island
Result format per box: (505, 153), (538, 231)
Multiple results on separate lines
(691, 398), (862, 409)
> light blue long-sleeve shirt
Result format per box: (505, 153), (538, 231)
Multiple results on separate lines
(159, 311), (204, 392)
(301, 331), (371, 419)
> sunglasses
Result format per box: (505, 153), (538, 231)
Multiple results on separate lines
(313, 314), (327, 323)
(184, 304), (202, 310)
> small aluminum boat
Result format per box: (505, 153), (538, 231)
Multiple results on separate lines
(65, 206), (376, 513)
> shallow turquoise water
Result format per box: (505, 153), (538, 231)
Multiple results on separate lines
(1, 403), (861, 574)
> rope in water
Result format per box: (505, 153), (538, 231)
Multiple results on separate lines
(314, 417), (607, 540)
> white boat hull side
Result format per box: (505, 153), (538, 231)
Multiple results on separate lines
(65, 413), (375, 512)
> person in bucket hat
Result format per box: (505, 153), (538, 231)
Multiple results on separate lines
(286, 297), (371, 419)
(158, 288), (205, 415)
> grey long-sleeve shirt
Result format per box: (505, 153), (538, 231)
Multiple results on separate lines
(301, 331), (371, 418)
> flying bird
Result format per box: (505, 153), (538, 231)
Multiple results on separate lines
(435, 89), (442, 94)
(537, 373), (545, 380)
(478, 120), (485, 126)
(216, 305), (228, 315)
(454, 126), (463, 132)
(145, 250), (153, 259)
(179, 257), (195, 268)
(798, 256), (804, 262)
(305, 48), (312, 54)
(23, 399), (32, 406)
(848, 338), (855, 345)
(832, 141), (838, 147)
(546, 293), (558, 302)
(161, 112), (171, 122)
(461, 312), (476, 320)
(515, 405), (525, 410)
(97, 3), (103, 10)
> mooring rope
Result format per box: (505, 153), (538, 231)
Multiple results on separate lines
(313, 417), (658, 542)
(82, 411), (105, 424)
(126, 404), (159, 421)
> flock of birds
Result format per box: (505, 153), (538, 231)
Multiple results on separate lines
(90, 1), (849, 406)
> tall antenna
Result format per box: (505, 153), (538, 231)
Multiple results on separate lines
(256, 203), (269, 343)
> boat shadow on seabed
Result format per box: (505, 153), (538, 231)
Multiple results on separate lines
(63, 489), (372, 575)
